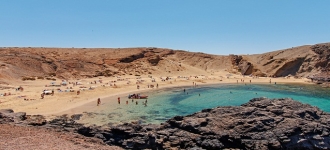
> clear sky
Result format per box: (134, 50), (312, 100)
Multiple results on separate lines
(1, 1), (330, 55)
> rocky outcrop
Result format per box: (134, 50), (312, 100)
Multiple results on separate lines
(274, 57), (305, 77)
(308, 43), (330, 83)
(1, 98), (329, 149)
(230, 55), (243, 66)
(238, 60), (253, 75)
(119, 53), (145, 63)
(147, 55), (161, 66)
(239, 43), (330, 80)
(308, 74), (330, 84)
(95, 98), (330, 150)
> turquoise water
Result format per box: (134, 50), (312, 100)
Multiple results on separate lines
(78, 83), (330, 125)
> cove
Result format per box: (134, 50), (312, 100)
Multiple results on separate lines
(77, 83), (330, 126)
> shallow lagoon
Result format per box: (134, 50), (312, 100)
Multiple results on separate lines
(78, 83), (330, 126)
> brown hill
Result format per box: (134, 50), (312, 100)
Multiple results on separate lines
(240, 43), (330, 81)
(0, 43), (329, 84)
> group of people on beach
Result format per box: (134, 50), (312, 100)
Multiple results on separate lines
(0, 92), (11, 96)
(96, 97), (148, 106)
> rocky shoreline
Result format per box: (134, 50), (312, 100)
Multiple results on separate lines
(1, 97), (330, 150)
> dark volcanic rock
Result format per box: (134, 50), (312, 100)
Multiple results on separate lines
(71, 114), (83, 120)
(1, 97), (330, 150)
(0, 109), (26, 124)
(25, 115), (47, 126)
(98, 98), (330, 149)
(309, 43), (330, 83)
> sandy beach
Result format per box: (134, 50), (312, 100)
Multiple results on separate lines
(0, 70), (312, 120)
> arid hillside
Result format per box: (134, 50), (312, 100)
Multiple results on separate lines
(240, 43), (330, 81)
(0, 47), (232, 83)
(0, 43), (329, 84)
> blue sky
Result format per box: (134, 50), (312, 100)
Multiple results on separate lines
(1, 1), (330, 55)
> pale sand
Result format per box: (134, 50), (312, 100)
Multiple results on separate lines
(0, 71), (312, 120)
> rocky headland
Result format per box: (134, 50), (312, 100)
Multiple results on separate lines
(1, 97), (329, 150)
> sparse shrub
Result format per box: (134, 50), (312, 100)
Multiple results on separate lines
(37, 76), (44, 80)
(135, 74), (140, 76)
(22, 77), (36, 81)
(46, 77), (56, 81)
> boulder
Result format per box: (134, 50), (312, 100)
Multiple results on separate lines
(25, 115), (47, 126)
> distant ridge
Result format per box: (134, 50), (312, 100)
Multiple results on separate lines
(0, 42), (329, 84)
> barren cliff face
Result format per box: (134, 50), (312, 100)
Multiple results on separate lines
(232, 43), (330, 80)
(0, 43), (329, 83)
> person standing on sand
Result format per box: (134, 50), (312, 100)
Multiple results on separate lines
(118, 97), (120, 104)
(97, 98), (101, 106)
